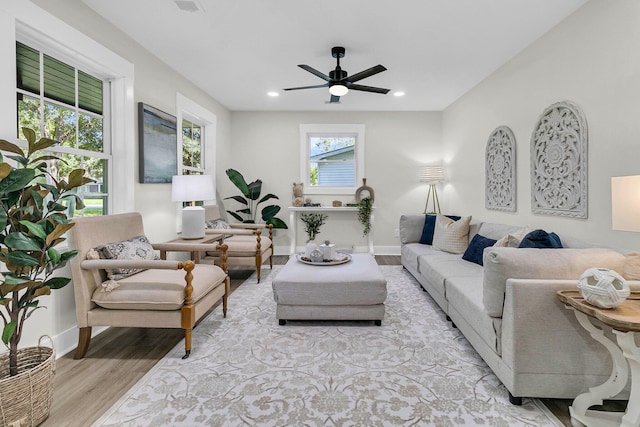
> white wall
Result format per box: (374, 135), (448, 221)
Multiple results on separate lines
(227, 111), (442, 253)
(442, 0), (640, 251)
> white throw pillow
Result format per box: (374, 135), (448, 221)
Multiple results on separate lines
(493, 227), (531, 248)
(432, 215), (472, 254)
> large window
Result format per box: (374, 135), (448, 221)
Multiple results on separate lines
(16, 41), (110, 217)
(300, 124), (365, 195)
(180, 117), (203, 175)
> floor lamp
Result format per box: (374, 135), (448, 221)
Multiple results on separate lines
(420, 165), (445, 214)
(172, 174), (215, 239)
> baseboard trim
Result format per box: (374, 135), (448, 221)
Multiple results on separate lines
(53, 325), (109, 359)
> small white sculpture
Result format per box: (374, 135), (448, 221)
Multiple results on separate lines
(577, 268), (630, 309)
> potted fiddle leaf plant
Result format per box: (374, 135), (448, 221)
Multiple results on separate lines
(225, 168), (288, 229)
(0, 128), (93, 426)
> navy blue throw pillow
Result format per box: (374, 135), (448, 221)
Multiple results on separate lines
(419, 214), (461, 245)
(518, 229), (563, 249)
(462, 234), (497, 266)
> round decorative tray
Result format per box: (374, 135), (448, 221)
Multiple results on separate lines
(296, 253), (352, 266)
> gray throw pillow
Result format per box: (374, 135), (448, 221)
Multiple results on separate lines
(94, 235), (159, 280)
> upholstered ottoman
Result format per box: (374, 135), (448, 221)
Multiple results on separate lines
(272, 254), (387, 325)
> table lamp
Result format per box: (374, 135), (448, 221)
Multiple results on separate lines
(611, 175), (640, 232)
(420, 165), (445, 214)
(172, 174), (215, 239)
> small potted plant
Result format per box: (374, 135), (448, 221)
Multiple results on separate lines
(0, 128), (93, 426)
(300, 212), (328, 242)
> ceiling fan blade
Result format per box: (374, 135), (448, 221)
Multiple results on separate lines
(330, 95), (340, 103)
(283, 83), (329, 91)
(298, 64), (332, 82)
(346, 83), (390, 94)
(344, 65), (387, 83)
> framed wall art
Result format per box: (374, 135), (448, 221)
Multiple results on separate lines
(138, 102), (177, 183)
(530, 100), (588, 218)
(485, 125), (516, 211)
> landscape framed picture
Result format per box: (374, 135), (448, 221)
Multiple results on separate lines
(138, 102), (177, 183)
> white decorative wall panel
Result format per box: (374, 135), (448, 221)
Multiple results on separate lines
(486, 126), (516, 211)
(530, 101), (588, 218)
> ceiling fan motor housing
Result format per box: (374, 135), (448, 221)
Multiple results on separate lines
(331, 46), (346, 59)
(329, 69), (348, 80)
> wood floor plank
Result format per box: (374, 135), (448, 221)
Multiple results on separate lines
(41, 256), (590, 427)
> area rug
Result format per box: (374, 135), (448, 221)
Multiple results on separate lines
(93, 265), (562, 427)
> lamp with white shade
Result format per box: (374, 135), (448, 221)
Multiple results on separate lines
(420, 165), (445, 214)
(172, 174), (215, 239)
(611, 175), (640, 232)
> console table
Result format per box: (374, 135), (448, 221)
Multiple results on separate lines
(556, 290), (640, 427)
(289, 206), (374, 255)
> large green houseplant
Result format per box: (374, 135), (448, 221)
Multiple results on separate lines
(1, 128), (92, 378)
(225, 168), (287, 229)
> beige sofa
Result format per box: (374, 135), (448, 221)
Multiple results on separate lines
(399, 214), (638, 404)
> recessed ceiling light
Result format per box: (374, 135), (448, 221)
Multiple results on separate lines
(393, 91), (405, 97)
(267, 92), (279, 97)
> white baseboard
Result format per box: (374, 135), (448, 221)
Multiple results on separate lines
(52, 325), (109, 359)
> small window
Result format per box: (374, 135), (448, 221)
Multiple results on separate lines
(300, 124), (365, 195)
(181, 118), (203, 174)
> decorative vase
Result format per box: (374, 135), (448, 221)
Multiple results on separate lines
(355, 178), (375, 204)
(305, 241), (319, 258)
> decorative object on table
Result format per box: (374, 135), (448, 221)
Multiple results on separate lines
(297, 252), (352, 265)
(138, 103), (177, 183)
(225, 168), (288, 229)
(304, 241), (319, 258)
(309, 248), (324, 263)
(355, 178), (375, 204)
(357, 197), (373, 236)
(420, 164), (445, 214)
(320, 240), (337, 260)
(577, 268), (630, 309)
(171, 174), (215, 239)
(303, 203), (321, 207)
(486, 126), (516, 212)
(292, 182), (304, 207)
(300, 212), (328, 242)
(531, 100), (588, 218)
(0, 128), (92, 426)
(332, 200), (342, 207)
(611, 175), (640, 233)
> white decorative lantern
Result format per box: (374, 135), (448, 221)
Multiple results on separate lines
(577, 268), (630, 309)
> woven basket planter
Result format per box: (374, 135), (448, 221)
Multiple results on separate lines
(0, 342), (55, 427)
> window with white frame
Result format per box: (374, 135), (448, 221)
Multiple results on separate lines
(180, 117), (203, 175)
(16, 41), (111, 217)
(299, 124), (365, 195)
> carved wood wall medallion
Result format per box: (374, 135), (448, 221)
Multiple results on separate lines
(530, 101), (588, 218)
(485, 126), (516, 211)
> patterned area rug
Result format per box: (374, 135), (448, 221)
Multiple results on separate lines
(93, 265), (562, 427)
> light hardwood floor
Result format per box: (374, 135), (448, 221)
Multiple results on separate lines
(42, 255), (624, 426)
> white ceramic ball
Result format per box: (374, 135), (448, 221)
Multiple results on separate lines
(577, 268), (630, 309)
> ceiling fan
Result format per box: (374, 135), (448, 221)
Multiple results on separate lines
(283, 46), (390, 103)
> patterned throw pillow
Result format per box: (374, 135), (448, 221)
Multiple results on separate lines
(205, 219), (231, 230)
(92, 235), (159, 280)
(432, 214), (472, 254)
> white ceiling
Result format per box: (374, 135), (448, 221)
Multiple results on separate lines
(82, 0), (587, 112)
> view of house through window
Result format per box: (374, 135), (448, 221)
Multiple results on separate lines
(309, 135), (356, 187)
(16, 41), (110, 217)
(181, 118), (203, 175)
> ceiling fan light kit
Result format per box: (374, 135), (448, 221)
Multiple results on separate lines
(284, 46), (389, 103)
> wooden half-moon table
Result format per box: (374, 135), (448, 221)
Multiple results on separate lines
(556, 290), (640, 427)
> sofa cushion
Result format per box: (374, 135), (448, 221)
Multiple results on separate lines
(418, 253), (482, 298)
(623, 252), (640, 280)
(483, 247), (627, 317)
(401, 243), (443, 272)
(420, 214), (461, 245)
(462, 234), (497, 266)
(518, 229), (563, 249)
(91, 264), (226, 310)
(446, 275), (502, 355)
(476, 223), (524, 241)
(399, 214), (426, 244)
(432, 215), (472, 254)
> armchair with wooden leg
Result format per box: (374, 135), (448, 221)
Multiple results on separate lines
(201, 205), (274, 283)
(68, 212), (229, 360)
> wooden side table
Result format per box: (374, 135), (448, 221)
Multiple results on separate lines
(556, 290), (640, 427)
(154, 233), (225, 263)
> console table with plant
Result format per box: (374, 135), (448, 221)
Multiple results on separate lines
(288, 205), (375, 255)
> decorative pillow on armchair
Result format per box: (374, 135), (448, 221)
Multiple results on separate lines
(205, 219), (231, 230)
(92, 235), (159, 280)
